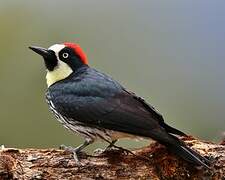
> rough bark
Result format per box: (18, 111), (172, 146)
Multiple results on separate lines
(0, 136), (224, 180)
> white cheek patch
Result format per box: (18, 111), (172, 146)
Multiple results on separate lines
(46, 60), (73, 87)
(46, 44), (73, 87)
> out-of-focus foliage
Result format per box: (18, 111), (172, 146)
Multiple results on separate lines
(0, 1), (224, 151)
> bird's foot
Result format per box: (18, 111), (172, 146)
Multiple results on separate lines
(93, 147), (117, 155)
(93, 145), (130, 156)
(59, 144), (87, 165)
(93, 141), (118, 155)
(93, 148), (105, 155)
(111, 145), (133, 155)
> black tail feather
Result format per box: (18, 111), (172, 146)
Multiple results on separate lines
(163, 123), (187, 136)
(150, 128), (211, 168)
(168, 142), (210, 168)
(165, 134), (211, 169)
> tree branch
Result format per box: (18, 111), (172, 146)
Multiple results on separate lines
(0, 136), (224, 179)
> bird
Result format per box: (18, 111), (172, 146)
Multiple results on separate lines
(29, 42), (210, 168)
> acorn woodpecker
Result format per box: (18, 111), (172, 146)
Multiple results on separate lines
(29, 42), (210, 168)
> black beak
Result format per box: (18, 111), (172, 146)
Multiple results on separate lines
(29, 46), (51, 58)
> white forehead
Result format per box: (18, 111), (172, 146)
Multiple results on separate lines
(48, 44), (65, 53)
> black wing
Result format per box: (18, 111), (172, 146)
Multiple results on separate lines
(123, 89), (187, 136)
(52, 85), (185, 138)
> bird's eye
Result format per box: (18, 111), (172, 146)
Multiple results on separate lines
(62, 52), (69, 59)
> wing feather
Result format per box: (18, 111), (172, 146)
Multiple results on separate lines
(53, 88), (168, 138)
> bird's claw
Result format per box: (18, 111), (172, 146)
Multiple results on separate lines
(93, 147), (116, 155)
(93, 146), (130, 157)
(59, 144), (86, 165)
(93, 148), (104, 155)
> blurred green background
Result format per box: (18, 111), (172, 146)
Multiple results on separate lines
(0, 1), (224, 151)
